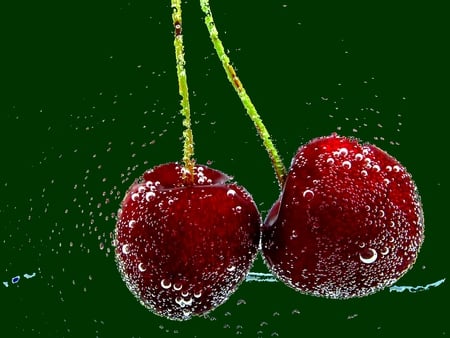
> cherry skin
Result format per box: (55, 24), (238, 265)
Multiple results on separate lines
(114, 162), (261, 320)
(262, 134), (424, 299)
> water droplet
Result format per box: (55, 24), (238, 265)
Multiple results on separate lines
(326, 157), (335, 165)
(183, 297), (193, 306)
(138, 263), (146, 272)
(138, 186), (146, 193)
(386, 165), (392, 172)
(131, 193), (139, 201)
(359, 248), (378, 264)
(342, 161), (351, 169)
(302, 189), (314, 201)
(372, 164), (381, 172)
(181, 290), (190, 297)
(193, 290), (202, 298)
(161, 279), (172, 289)
(145, 181), (153, 188)
(361, 170), (368, 177)
(290, 230), (298, 239)
(355, 153), (363, 161)
(122, 244), (130, 254)
(393, 165), (401, 172)
(378, 210), (385, 217)
(381, 247), (389, 255)
(235, 206), (242, 213)
(227, 189), (236, 197)
(384, 178), (390, 185)
(173, 282), (183, 291)
(128, 220), (136, 228)
(145, 191), (156, 201)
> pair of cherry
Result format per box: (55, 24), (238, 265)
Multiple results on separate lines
(114, 133), (424, 321)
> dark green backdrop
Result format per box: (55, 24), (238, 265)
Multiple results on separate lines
(1, 1), (448, 337)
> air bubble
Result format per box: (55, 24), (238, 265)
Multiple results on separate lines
(122, 244), (130, 254)
(326, 157), (335, 165)
(359, 248), (378, 264)
(131, 193), (140, 201)
(355, 153), (363, 161)
(173, 282), (183, 291)
(193, 290), (202, 298)
(342, 161), (351, 169)
(372, 164), (381, 172)
(138, 263), (146, 272)
(381, 247), (390, 255)
(302, 189), (314, 201)
(227, 265), (236, 272)
(128, 220), (136, 228)
(227, 189), (236, 197)
(145, 191), (156, 201)
(161, 279), (172, 289)
(361, 170), (368, 177)
(386, 165), (392, 172)
(339, 148), (348, 156)
(393, 165), (401, 172)
(138, 186), (146, 193)
(235, 206), (242, 213)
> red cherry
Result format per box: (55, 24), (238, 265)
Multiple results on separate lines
(114, 162), (260, 320)
(262, 134), (424, 299)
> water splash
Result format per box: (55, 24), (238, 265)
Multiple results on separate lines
(246, 272), (446, 293)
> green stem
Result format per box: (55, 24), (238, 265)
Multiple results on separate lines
(171, 0), (195, 178)
(199, 0), (287, 188)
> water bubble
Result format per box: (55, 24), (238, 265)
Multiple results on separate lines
(128, 220), (136, 228)
(355, 153), (363, 161)
(193, 290), (202, 298)
(393, 165), (401, 172)
(326, 157), (335, 165)
(359, 248), (378, 264)
(386, 165), (392, 172)
(122, 244), (130, 254)
(290, 230), (298, 239)
(145, 191), (156, 201)
(161, 279), (172, 289)
(131, 193), (140, 201)
(381, 247), (390, 255)
(302, 189), (314, 201)
(378, 210), (385, 217)
(372, 164), (381, 172)
(339, 148), (348, 156)
(138, 263), (146, 272)
(235, 206), (242, 213)
(227, 189), (236, 197)
(361, 170), (368, 177)
(342, 161), (351, 169)
(227, 265), (236, 272)
(173, 282), (183, 291)
(181, 290), (190, 297)
(138, 186), (146, 193)
(145, 181), (153, 188)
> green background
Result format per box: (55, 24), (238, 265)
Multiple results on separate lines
(1, 1), (448, 337)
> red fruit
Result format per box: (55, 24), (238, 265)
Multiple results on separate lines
(114, 162), (260, 320)
(262, 134), (424, 299)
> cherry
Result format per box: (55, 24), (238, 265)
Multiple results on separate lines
(262, 134), (424, 299)
(114, 162), (261, 320)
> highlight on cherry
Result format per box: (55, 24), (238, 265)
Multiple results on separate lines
(113, 0), (425, 321)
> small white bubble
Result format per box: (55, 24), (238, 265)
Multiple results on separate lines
(173, 283), (183, 291)
(393, 165), (401, 172)
(145, 191), (156, 201)
(372, 164), (381, 172)
(359, 248), (378, 264)
(131, 193), (139, 201)
(235, 206), (242, 213)
(161, 279), (172, 289)
(138, 186), (146, 193)
(227, 189), (236, 197)
(342, 161), (351, 169)
(355, 153), (363, 161)
(378, 210), (385, 217)
(193, 290), (202, 298)
(386, 165), (392, 172)
(339, 148), (348, 157)
(128, 220), (136, 228)
(122, 244), (130, 254)
(384, 178), (390, 185)
(361, 170), (368, 176)
(326, 157), (335, 165)
(145, 181), (153, 188)
(302, 189), (314, 201)
(227, 265), (236, 272)
(138, 263), (146, 272)
(381, 247), (390, 255)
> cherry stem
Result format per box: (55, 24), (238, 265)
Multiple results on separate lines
(171, 0), (195, 179)
(199, 0), (287, 188)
